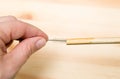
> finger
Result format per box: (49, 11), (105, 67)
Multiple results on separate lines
(12, 20), (48, 40)
(0, 16), (17, 22)
(0, 17), (48, 44)
(0, 16), (18, 55)
(2, 37), (46, 78)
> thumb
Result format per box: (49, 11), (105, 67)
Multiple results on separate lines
(3, 37), (46, 73)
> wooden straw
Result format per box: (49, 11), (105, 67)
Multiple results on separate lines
(49, 37), (120, 45)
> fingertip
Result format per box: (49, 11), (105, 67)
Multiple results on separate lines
(36, 38), (47, 49)
(40, 32), (48, 41)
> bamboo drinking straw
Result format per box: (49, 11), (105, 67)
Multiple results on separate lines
(49, 37), (120, 45)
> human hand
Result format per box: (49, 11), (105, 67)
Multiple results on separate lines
(0, 16), (48, 79)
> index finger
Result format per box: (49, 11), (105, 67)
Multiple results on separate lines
(0, 18), (48, 44)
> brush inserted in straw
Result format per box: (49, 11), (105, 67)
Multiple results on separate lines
(49, 37), (120, 45)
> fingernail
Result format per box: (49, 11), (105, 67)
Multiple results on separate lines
(36, 38), (46, 49)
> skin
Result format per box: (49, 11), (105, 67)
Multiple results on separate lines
(0, 16), (48, 79)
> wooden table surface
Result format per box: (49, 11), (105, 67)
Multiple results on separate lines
(0, 0), (120, 79)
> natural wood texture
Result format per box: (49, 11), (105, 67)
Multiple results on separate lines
(0, 0), (120, 79)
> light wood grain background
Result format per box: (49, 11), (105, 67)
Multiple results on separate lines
(0, 0), (120, 79)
